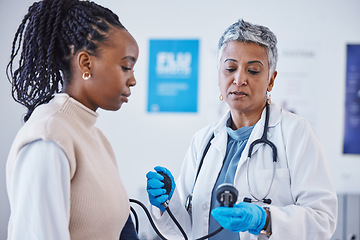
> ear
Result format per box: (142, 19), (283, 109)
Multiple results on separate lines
(76, 51), (92, 73)
(267, 71), (277, 92)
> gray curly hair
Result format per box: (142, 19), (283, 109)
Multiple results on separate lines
(218, 19), (278, 77)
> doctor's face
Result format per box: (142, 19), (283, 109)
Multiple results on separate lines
(218, 41), (276, 115)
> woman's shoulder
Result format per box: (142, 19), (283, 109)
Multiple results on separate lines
(272, 103), (315, 134)
(191, 111), (229, 143)
(16, 100), (76, 143)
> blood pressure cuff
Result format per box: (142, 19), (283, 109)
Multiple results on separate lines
(119, 214), (139, 240)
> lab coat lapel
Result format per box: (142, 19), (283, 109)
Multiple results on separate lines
(211, 130), (227, 160)
(193, 112), (228, 202)
(236, 103), (281, 172)
(210, 111), (230, 160)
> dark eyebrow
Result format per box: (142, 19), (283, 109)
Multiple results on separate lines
(224, 58), (237, 63)
(248, 60), (264, 66)
(121, 56), (136, 62)
(224, 59), (264, 66)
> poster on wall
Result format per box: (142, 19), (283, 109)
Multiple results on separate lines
(147, 39), (199, 113)
(270, 43), (320, 128)
(343, 44), (360, 154)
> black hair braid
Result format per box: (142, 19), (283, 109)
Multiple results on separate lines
(6, 0), (125, 122)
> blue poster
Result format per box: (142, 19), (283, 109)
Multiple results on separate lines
(148, 39), (199, 112)
(343, 44), (360, 154)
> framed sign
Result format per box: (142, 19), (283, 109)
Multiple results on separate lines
(343, 44), (360, 154)
(148, 39), (199, 113)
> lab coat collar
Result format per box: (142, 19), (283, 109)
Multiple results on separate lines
(213, 103), (281, 134)
(238, 103), (282, 171)
(258, 102), (281, 129)
(210, 111), (231, 158)
(211, 103), (282, 166)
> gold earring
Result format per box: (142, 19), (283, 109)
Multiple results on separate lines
(82, 72), (91, 80)
(219, 94), (223, 101)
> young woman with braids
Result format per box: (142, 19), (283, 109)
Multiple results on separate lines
(6, 0), (139, 239)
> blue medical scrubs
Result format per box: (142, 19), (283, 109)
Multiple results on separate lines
(208, 117), (254, 239)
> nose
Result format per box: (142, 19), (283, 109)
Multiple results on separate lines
(233, 69), (247, 86)
(128, 71), (136, 87)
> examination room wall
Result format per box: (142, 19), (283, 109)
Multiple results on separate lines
(1, 0), (359, 238)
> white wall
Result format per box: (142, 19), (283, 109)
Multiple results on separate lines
(1, 0), (360, 238)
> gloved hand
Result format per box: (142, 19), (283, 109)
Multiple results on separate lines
(146, 166), (176, 212)
(211, 202), (267, 235)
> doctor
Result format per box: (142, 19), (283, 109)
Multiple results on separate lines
(146, 19), (337, 239)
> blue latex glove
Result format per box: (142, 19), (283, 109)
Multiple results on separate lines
(146, 166), (176, 212)
(211, 202), (267, 235)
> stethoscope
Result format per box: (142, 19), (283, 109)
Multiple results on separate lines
(185, 101), (277, 214)
(243, 101), (277, 205)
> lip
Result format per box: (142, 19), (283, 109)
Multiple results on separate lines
(120, 93), (131, 103)
(122, 92), (131, 98)
(229, 91), (248, 97)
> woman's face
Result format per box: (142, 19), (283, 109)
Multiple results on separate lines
(73, 27), (139, 111)
(218, 41), (276, 115)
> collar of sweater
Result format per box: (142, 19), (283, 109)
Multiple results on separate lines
(54, 93), (98, 127)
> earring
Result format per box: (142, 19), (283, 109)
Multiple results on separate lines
(219, 94), (223, 101)
(82, 72), (92, 80)
(266, 92), (272, 104)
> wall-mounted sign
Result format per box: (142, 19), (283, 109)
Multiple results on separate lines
(148, 39), (199, 113)
(344, 44), (360, 154)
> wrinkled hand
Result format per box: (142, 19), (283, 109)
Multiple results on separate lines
(146, 166), (175, 212)
(211, 202), (267, 235)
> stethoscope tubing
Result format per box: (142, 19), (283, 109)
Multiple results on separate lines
(245, 102), (277, 204)
(246, 156), (276, 203)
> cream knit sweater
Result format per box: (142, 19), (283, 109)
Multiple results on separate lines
(6, 93), (129, 239)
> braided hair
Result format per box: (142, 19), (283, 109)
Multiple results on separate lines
(6, 0), (125, 122)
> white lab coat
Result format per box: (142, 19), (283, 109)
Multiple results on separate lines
(151, 103), (337, 240)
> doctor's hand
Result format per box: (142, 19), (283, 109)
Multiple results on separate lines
(146, 166), (176, 212)
(211, 202), (267, 235)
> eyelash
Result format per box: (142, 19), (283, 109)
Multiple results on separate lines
(225, 68), (260, 75)
(122, 66), (132, 72)
(226, 68), (236, 73)
(248, 70), (260, 75)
